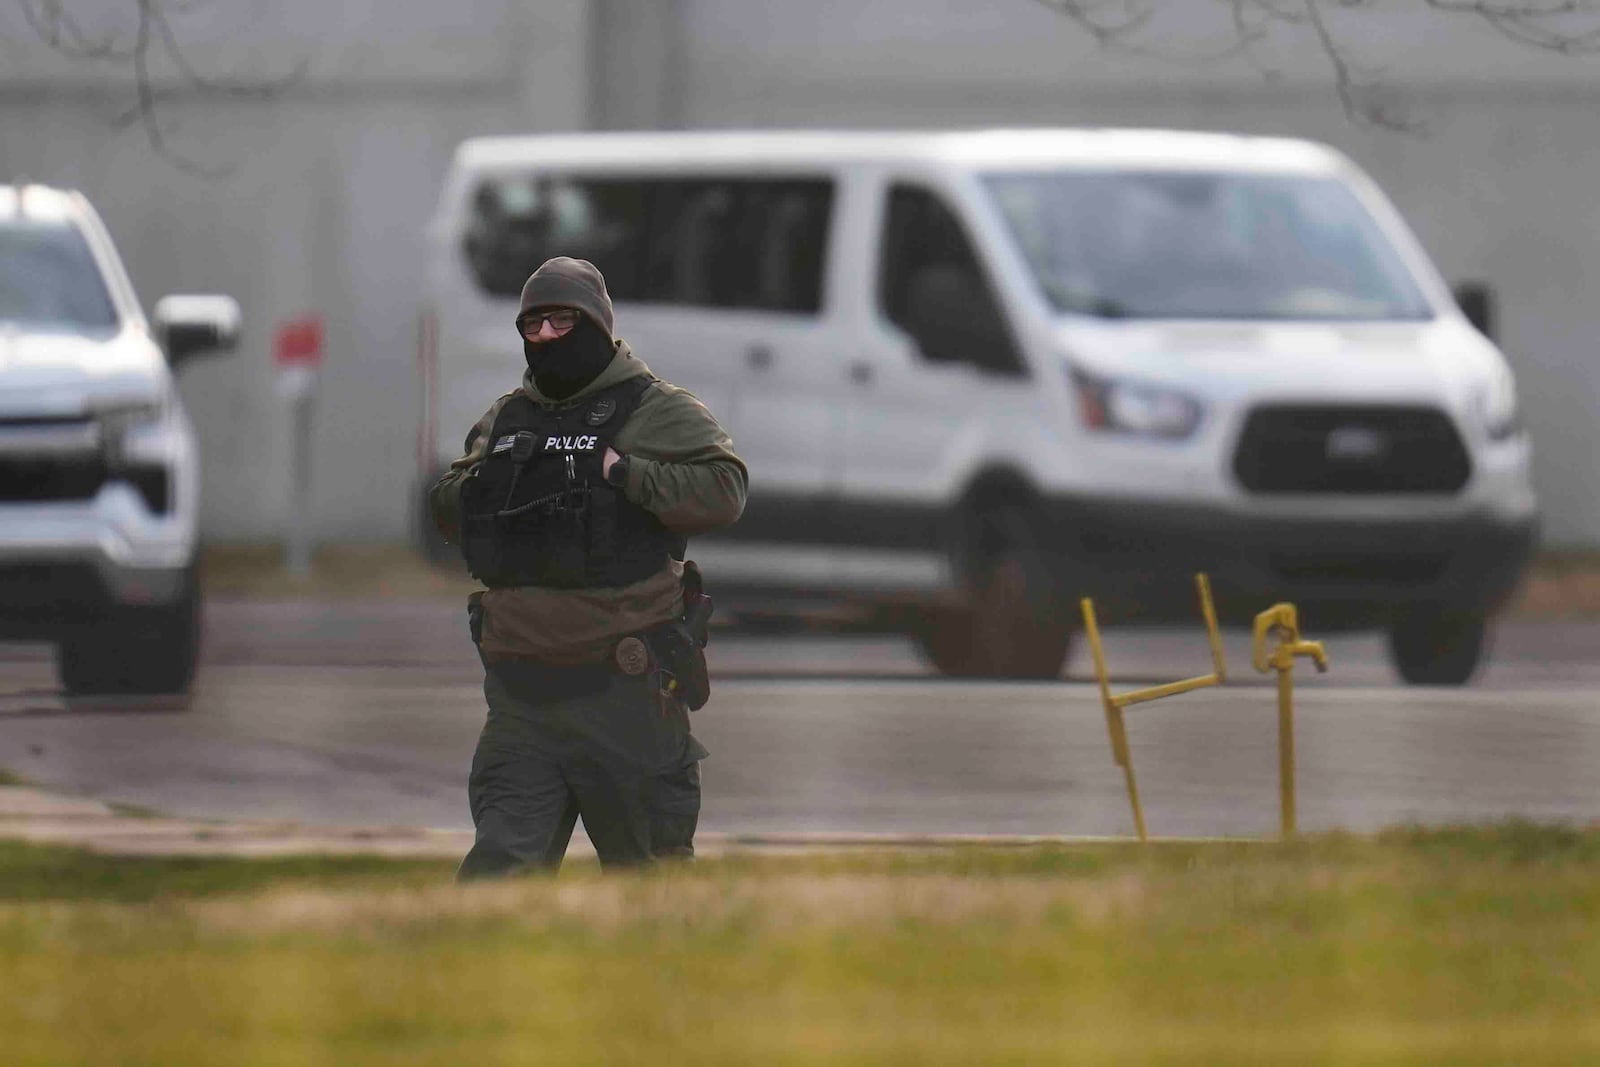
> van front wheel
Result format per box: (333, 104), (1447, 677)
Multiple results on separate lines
(1386, 608), (1488, 686)
(917, 508), (1072, 679)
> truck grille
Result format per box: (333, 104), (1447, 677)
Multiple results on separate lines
(1233, 405), (1470, 495)
(0, 455), (108, 501)
(0, 562), (106, 623)
(0, 416), (111, 504)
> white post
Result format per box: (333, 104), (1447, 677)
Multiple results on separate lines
(277, 364), (318, 577)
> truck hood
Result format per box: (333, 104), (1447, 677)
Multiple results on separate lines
(0, 326), (168, 417)
(1052, 316), (1503, 406)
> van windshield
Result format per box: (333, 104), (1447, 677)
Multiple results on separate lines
(0, 222), (118, 334)
(983, 171), (1434, 321)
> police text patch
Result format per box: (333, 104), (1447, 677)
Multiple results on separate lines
(544, 434), (600, 451)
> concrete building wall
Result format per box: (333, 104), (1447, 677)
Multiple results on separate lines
(4, 0), (1598, 546)
(0, 0), (584, 542)
(2, 91), (519, 540)
(666, 0), (1600, 547)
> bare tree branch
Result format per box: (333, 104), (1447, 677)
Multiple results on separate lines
(15, 0), (305, 175)
(1029, 0), (1600, 130)
(1302, 0), (1417, 131)
(145, 0), (307, 99)
(18, 0), (135, 59)
(1031, 0), (1270, 64)
(1228, 0), (1282, 79)
(1026, 0), (1157, 46)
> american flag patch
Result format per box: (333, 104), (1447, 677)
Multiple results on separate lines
(492, 434), (517, 455)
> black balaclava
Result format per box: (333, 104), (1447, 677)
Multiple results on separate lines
(523, 315), (616, 401)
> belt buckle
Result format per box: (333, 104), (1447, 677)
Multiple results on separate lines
(613, 635), (651, 676)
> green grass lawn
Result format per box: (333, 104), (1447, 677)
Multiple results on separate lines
(4, 825), (1600, 1065)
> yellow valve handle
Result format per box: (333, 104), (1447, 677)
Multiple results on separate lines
(1297, 639), (1330, 674)
(1252, 603), (1299, 673)
(1250, 600), (1330, 840)
(1252, 603), (1329, 673)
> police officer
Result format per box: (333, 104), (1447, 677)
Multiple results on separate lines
(430, 257), (747, 877)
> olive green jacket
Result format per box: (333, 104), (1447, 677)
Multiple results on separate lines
(429, 341), (747, 663)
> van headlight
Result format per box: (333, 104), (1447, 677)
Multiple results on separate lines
(1471, 375), (1521, 441)
(1069, 368), (1203, 439)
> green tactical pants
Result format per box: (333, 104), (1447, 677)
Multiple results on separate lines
(457, 655), (709, 879)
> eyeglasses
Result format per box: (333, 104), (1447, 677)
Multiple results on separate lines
(518, 309), (581, 340)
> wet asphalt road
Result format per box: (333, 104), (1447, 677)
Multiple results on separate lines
(2, 600), (1599, 841)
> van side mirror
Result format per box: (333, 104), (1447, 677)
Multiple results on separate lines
(902, 265), (1005, 368)
(1452, 281), (1496, 342)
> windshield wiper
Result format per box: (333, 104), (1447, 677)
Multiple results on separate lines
(1043, 282), (1129, 319)
(1078, 295), (1129, 319)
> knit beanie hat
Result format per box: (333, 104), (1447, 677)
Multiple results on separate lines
(517, 257), (615, 339)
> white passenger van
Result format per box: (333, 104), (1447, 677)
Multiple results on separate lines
(0, 183), (238, 695)
(419, 129), (1538, 685)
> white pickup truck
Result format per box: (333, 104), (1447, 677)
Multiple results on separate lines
(0, 183), (238, 695)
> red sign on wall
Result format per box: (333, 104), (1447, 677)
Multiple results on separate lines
(274, 316), (324, 368)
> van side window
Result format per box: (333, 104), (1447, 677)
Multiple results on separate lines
(878, 184), (1024, 377)
(463, 175), (831, 314)
(463, 176), (647, 300)
(643, 179), (832, 312)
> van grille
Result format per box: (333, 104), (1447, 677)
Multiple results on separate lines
(1268, 551), (1451, 586)
(1233, 405), (1470, 494)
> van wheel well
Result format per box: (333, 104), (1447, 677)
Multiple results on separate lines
(951, 469), (1042, 580)
(914, 471), (1072, 679)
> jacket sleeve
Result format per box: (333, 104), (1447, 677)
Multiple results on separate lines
(617, 382), (748, 536)
(427, 397), (509, 545)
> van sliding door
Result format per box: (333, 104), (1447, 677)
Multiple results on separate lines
(624, 176), (845, 590)
(839, 180), (1035, 595)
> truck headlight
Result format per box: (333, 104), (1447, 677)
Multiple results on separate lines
(1471, 375), (1521, 442)
(93, 399), (164, 439)
(1070, 368), (1203, 440)
(91, 397), (166, 464)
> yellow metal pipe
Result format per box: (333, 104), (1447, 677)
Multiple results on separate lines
(1121, 760), (1148, 842)
(1197, 572), (1226, 682)
(1081, 595), (1143, 838)
(1106, 706), (1133, 774)
(1278, 666), (1296, 838)
(1252, 604), (1328, 840)
(1081, 597), (1118, 747)
(1114, 674), (1222, 708)
(1079, 575), (1229, 843)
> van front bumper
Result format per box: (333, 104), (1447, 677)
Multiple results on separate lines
(1042, 496), (1539, 628)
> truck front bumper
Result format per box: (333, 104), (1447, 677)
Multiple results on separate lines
(0, 495), (193, 639)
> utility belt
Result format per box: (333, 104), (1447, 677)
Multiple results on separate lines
(466, 561), (714, 711)
(612, 561), (713, 710)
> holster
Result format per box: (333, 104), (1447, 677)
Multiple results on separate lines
(467, 590), (486, 646)
(648, 620), (709, 711)
(650, 561), (714, 710)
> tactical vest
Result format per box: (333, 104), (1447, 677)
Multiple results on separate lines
(459, 377), (684, 589)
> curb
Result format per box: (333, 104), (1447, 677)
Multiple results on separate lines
(2, 787), (1223, 858)
(0, 788), (476, 858)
